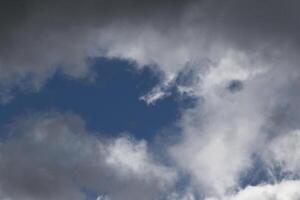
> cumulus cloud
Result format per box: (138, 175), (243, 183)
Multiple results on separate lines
(0, 112), (176, 200)
(168, 47), (300, 197)
(204, 181), (300, 200)
(223, 180), (300, 200)
(169, 55), (268, 196)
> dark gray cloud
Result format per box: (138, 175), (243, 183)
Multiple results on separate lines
(189, 0), (300, 48)
(1, 0), (300, 102)
(0, 0), (192, 102)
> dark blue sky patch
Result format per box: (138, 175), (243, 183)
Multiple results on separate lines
(238, 154), (299, 189)
(0, 58), (191, 140)
(80, 187), (106, 200)
(227, 80), (243, 93)
(239, 158), (274, 188)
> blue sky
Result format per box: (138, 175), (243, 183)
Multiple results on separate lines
(0, 58), (187, 141)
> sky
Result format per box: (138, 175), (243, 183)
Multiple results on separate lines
(1, 0), (300, 200)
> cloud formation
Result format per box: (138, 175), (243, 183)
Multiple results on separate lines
(223, 180), (300, 200)
(0, 112), (176, 200)
(0, 0), (191, 102)
(1, 0), (300, 199)
(1, 0), (300, 103)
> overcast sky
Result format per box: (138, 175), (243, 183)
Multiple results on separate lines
(1, 0), (300, 199)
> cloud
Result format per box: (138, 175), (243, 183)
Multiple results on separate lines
(203, 181), (300, 200)
(223, 180), (300, 200)
(265, 129), (300, 175)
(2, 0), (300, 102)
(168, 48), (300, 197)
(0, 0), (192, 102)
(106, 136), (175, 185)
(169, 52), (268, 196)
(0, 111), (176, 200)
(2, 0), (300, 199)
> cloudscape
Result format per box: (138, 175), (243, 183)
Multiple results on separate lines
(0, 0), (300, 199)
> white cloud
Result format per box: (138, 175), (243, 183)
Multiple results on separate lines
(224, 180), (300, 200)
(162, 28), (300, 197)
(265, 129), (300, 174)
(97, 194), (110, 200)
(166, 191), (196, 200)
(168, 50), (270, 196)
(105, 136), (177, 186)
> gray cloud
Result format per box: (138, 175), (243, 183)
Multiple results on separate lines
(1, 0), (300, 102)
(0, 0), (192, 102)
(0, 111), (176, 200)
